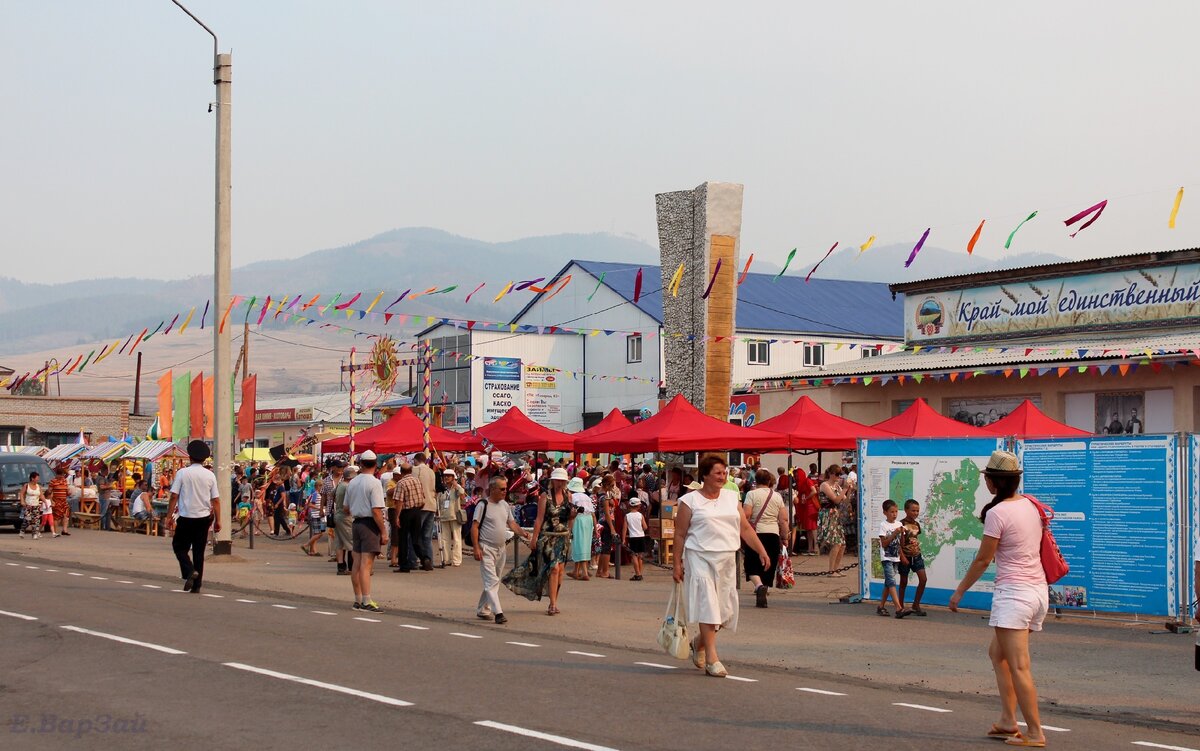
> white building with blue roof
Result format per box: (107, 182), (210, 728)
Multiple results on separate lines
(416, 259), (902, 432)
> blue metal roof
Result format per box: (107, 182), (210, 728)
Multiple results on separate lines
(568, 260), (903, 338)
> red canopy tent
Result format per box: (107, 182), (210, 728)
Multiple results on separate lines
(872, 398), (993, 438)
(322, 407), (483, 454)
(574, 394), (789, 453)
(573, 408), (633, 440)
(476, 407), (577, 452)
(983, 399), (1091, 438)
(753, 395), (900, 450)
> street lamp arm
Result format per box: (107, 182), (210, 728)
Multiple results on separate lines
(169, 0), (218, 60)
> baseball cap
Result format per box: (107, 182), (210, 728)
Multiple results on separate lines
(359, 450), (377, 462)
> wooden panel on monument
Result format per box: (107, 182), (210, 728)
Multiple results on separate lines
(704, 235), (736, 420)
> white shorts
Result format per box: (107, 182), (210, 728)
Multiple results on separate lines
(989, 582), (1049, 632)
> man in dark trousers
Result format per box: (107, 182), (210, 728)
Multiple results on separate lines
(166, 440), (222, 594)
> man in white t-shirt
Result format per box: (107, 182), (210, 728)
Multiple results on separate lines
(166, 440), (221, 594)
(345, 451), (386, 612)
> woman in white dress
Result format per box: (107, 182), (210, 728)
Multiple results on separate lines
(672, 454), (770, 678)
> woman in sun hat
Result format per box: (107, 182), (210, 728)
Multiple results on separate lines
(503, 466), (577, 614)
(567, 476), (594, 580)
(950, 450), (1047, 748)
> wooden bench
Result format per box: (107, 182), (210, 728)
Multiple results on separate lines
(119, 515), (159, 536)
(73, 512), (101, 530)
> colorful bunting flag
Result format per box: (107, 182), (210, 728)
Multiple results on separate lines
(1169, 187), (1184, 228)
(737, 254), (754, 286)
(904, 229), (930, 268)
(967, 219), (985, 255)
(806, 242), (838, 282)
(1063, 199), (1107, 238)
(668, 263), (685, 298)
(702, 259), (723, 299)
(773, 248), (797, 281)
(587, 272), (607, 302)
(465, 283), (486, 303)
(1005, 210), (1038, 249)
(633, 268), (643, 303)
(859, 236), (876, 253)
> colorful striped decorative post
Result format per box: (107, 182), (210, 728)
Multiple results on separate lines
(422, 339), (432, 454)
(348, 347), (356, 456)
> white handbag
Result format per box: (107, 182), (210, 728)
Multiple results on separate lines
(656, 582), (690, 660)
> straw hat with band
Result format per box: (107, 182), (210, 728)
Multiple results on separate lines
(983, 450), (1022, 476)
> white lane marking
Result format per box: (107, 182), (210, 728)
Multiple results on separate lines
(26, 565), (40, 569)
(353, 617), (382, 623)
(0, 610), (38, 621)
(726, 676), (757, 683)
(4, 562), (18, 566)
(797, 687), (847, 696)
(450, 632), (483, 639)
(61, 625), (186, 655)
(567, 650), (605, 658)
(506, 641), (540, 648)
(312, 610), (337, 616)
(893, 702), (952, 713)
(90, 576), (108, 580)
(202, 594), (223, 598)
(45, 569), (58, 573)
(236, 598), (257, 603)
(223, 663), (412, 707)
(271, 604), (297, 610)
(1132, 743), (1200, 751)
(1018, 721), (1070, 733)
(634, 661), (677, 670)
(117, 580), (133, 584)
(475, 720), (619, 751)
(142, 584), (161, 589)
(68, 572), (84, 577)
(399, 624), (429, 630)
(171, 589), (185, 593)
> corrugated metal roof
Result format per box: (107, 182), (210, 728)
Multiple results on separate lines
(890, 248), (1200, 294)
(565, 260), (904, 338)
(754, 330), (1200, 382)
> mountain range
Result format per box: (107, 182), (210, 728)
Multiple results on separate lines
(0, 227), (1068, 401)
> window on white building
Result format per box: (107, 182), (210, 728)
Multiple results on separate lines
(747, 340), (770, 366)
(626, 334), (642, 364)
(861, 345), (882, 358)
(803, 343), (825, 367)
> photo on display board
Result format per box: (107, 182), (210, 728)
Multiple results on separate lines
(1095, 391), (1145, 435)
(947, 396), (1042, 428)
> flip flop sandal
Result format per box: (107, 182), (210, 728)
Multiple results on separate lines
(912, 607), (928, 616)
(1003, 733), (1046, 747)
(987, 724), (1019, 739)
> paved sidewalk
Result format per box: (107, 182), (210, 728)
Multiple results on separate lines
(1, 529), (1193, 731)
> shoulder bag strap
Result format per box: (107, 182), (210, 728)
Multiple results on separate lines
(751, 490), (773, 528)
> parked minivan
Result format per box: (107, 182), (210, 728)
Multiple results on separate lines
(0, 454), (54, 531)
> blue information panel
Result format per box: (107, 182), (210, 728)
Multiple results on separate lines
(1020, 435), (1179, 617)
(1189, 435), (1199, 618)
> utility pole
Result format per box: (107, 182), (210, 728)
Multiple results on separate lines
(170, 0), (233, 555)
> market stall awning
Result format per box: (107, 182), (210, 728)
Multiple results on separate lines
(124, 440), (189, 462)
(81, 441), (131, 462)
(42, 443), (89, 462)
(983, 399), (1091, 438)
(573, 408), (633, 440)
(475, 407), (576, 452)
(753, 395), (899, 451)
(235, 447), (275, 463)
(322, 408), (484, 454)
(575, 394), (789, 453)
(0, 446), (46, 455)
(872, 398), (993, 438)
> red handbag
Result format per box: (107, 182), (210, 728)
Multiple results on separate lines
(1024, 495), (1069, 584)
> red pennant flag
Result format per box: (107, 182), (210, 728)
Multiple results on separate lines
(967, 219), (985, 255)
(190, 373), (204, 439)
(237, 375), (257, 442)
(334, 292), (361, 310)
(633, 268), (643, 303)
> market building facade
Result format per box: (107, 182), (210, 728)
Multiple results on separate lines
(751, 248), (1200, 433)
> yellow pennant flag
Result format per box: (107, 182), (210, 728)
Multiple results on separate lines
(668, 263), (685, 297)
(859, 235), (876, 252)
(93, 340), (121, 364)
(363, 290), (385, 313)
(1169, 187), (1184, 228)
(179, 307), (196, 334)
(493, 281), (514, 303)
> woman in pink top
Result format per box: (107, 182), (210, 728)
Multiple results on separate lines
(950, 450), (1047, 749)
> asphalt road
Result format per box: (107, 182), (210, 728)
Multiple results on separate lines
(1, 561), (1196, 751)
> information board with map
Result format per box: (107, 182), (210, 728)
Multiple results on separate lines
(1019, 435), (1179, 617)
(858, 437), (1003, 610)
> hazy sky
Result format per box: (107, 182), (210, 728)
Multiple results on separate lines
(4, 1), (1199, 283)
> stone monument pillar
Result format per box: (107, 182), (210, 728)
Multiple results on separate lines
(655, 182), (743, 420)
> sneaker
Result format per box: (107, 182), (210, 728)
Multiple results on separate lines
(352, 601), (363, 610)
(18, 532), (24, 539)
(494, 613), (507, 625)
(33, 534), (41, 540)
(362, 601), (382, 613)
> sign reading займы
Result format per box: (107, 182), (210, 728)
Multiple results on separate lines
(905, 262), (1200, 344)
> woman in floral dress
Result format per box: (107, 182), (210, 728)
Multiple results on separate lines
(503, 468), (577, 614)
(816, 466), (848, 577)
